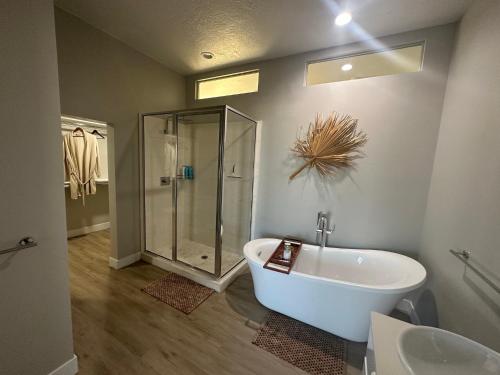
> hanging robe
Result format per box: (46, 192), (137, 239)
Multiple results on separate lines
(63, 128), (101, 204)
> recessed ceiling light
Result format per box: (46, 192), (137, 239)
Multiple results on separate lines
(201, 51), (214, 60)
(335, 12), (352, 26)
(341, 63), (353, 71)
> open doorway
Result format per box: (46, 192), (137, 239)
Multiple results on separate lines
(61, 115), (116, 261)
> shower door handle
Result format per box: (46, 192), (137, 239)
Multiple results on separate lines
(160, 177), (171, 186)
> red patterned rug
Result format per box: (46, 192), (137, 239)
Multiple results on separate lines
(253, 311), (347, 375)
(141, 272), (214, 314)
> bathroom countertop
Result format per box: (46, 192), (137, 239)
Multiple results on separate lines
(370, 312), (413, 375)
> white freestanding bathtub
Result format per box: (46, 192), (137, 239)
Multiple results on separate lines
(244, 238), (426, 342)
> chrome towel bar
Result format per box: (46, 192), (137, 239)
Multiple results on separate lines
(0, 237), (38, 256)
(450, 249), (500, 294)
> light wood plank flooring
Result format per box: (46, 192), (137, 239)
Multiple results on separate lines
(68, 230), (365, 375)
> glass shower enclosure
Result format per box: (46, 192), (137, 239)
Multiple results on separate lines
(140, 106), (257, 278)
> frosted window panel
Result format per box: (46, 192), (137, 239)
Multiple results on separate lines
(307, 44), (424, 86)
(196, 71), (259, 99)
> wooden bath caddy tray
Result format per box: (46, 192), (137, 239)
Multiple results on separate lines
(263, 238), (303, 274)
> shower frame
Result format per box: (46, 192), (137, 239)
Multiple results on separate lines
(139, 105), (257, 279)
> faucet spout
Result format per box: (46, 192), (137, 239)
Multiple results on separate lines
(315, 211), (335, 247)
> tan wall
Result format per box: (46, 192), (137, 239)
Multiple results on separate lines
(65, 185), (109, 231)
(419, 0), (500, 351)
(186, 24), (456, 255)
(55, 8), (185, 259)
(0, 1), (75, 373)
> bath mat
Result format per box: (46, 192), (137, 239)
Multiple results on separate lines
(141, 272), (214, 314)
(253, 311), (347, 375)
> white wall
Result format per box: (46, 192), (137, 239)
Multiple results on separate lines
(187, 24), (456, 255)
(0, 1), (75, 374)
(419, 0), (500, 351)
(55, 8), (185, 261)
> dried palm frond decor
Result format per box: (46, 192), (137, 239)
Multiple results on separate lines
(289, 112), (368, 180)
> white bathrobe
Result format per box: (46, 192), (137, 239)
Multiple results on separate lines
(63, 128), (101, 204)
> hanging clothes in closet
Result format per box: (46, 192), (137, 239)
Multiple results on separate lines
(63, 127), (101, 205)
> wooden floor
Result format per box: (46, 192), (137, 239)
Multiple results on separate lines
(68, 230), (365, 375)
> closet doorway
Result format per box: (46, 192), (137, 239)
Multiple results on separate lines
(62, 115), (116, 261)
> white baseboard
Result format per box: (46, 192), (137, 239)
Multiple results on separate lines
(48, 354), (78, 375)
(109, 251), (141, 269)
(67, 222), (110, 238)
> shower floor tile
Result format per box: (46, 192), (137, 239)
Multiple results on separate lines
(178, 239), (243, 274)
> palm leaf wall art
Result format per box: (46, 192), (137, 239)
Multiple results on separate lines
(289, 112), (368, 180)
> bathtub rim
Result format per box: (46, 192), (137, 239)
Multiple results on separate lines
(244, 238), (426, 295)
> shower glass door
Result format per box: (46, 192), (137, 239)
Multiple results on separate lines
(142, 106), (256, 278)
(176, 112), (221, 274)
(221, 108), (256, 274)
(143, 113), (175, 260)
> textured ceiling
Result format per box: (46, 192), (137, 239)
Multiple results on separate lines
(55, 0), (471, 75)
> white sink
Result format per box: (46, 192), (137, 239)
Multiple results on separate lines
(397, 326), (500, 375)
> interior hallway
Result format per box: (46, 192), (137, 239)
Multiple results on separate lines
(68, 230), (366, 375)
